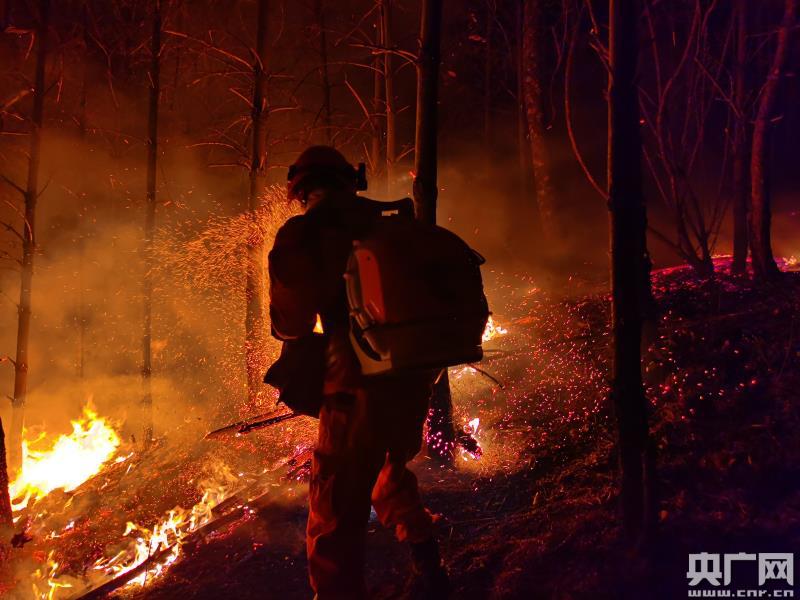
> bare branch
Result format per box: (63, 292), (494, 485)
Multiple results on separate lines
(0, 173), (25, 197)
(164, 30), (251, 69)
(344, 77), (375, 131)
(227, 86), (252, 108)
(693, 56), (739, 118)
(349, 42), (417, 64)
(0, 222), (23, 242)
(564, 11), (606, 200)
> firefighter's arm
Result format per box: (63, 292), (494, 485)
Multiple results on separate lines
(268, 216), (319, 340)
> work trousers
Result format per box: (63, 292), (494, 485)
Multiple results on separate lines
(307, 374), (435, 599)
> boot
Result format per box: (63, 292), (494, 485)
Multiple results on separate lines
(408, 537), (450, 599)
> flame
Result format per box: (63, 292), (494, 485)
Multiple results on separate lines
(459, 417), (482, 461)
(32, 551), (73, 600)
(10, 406), (121, 512)
(313, 313), (324, 334)
(93, 465), (235, 587)
(482, 315), (508, 343)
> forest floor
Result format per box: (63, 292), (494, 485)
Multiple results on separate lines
(107, 264), (800, 599)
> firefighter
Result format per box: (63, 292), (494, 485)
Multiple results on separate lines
(268, 146), (449, 599)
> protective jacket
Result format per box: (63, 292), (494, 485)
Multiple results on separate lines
(268, 191), (436, 599)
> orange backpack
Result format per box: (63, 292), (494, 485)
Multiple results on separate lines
(345, 213), (489, 376)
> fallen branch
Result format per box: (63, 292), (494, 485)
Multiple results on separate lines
(71, 489), (276, 600)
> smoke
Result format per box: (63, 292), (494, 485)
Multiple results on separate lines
(0, 128), (307, 462)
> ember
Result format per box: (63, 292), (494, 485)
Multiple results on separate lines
(0, 0), (797, 597)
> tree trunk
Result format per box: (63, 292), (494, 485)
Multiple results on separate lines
(381, 0), (396, 192)
(245, 0), (269, 406)
(371, 51), (385, 195)
(141, 0), (160, 450)
(78, 2), (89, 379)
(413, 0), (453, 464)
(749, 0), (795, 281)
(0, 419), (11, 526)
(10, 0), (49, 472)
(370, 6), (386, 195)
(314, 0), (332, 144)
(522, 0), (557, 240)
(731, 0), (749, 276)
(608, 0), (655, 544)
(516, 0), (538, 237)
(516, 1), (529, 189)
(483, 0), (493, 151)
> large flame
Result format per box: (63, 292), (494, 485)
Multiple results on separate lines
(10, 406), (121, 511)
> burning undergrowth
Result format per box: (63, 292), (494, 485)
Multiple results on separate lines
(6, 408), (314, 599)
(0, 261), (611, 598)
(441, 260), (800, 599)
(447, 272), (611, 474)
(9, 202), (792, 600)
(0, 189), (316, 599)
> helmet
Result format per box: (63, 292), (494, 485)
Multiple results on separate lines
(287, 145), (367, 201)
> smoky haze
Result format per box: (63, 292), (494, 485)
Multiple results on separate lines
(2, 0), (800, 456)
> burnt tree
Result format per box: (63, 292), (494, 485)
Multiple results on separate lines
(0, 420), (10, 527)
(412, 0), (453, 463)
(515, 0), (533, 218)
(731, 0), (749, 275)
(313, 0), (332, 143)
(522, 0), (557, 240)
(141, 0), (161, 449)
(749, 0), (796, 281)
(483, 0), (494, 151)
(245, 0), (269, 405)
(380, 0), (397, 191)
(608, 0), (655, 543)
(371, 20), (386, 195)
(9, 0), (50, 471)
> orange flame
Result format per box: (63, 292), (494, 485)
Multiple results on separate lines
(313, 313), (324, 334)
(10, 406), (121, 512)
(31, 551), (74, 600)
(482, 315), (508, 343)
(93, 462), (236, 587)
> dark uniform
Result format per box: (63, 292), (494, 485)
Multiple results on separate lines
(269, 186), (437, 599)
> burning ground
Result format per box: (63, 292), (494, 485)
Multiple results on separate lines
(2, 256), (798, 598)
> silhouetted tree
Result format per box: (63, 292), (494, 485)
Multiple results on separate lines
(749, 0), (796, 281)
(8, 0), (50, 471)
(371, 9), (386, 195)
(515, 0), (534, 220)
(245, 0), (270, 405)
(638, 0), (730, 277)
(313, 0), (332, 143)
(380, 0), (396, 191)
(608, 0), (655, 543)
(141, 0), (161, 449)
(412, 0), (453, 463)
(483, 0), (494, 151)
(731, 0), (749, 275)
(522, 0), (557, 239)
(0, 420), (11, 527)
